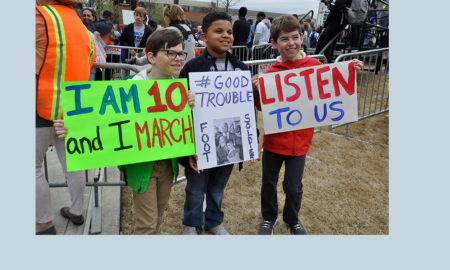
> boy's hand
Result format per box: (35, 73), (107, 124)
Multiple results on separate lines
(188, 155), (203, 174)
(129, 49), (136, 56)
(352, 58), (364, 71)
(53, 119), (67, 140)
(250, 147), (263, 163)
(188, 90), (195, 108)
(94, 31), (101, 40)
(251, 74), (259, 91)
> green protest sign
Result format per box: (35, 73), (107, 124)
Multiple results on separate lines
(61, 79), (195, 172)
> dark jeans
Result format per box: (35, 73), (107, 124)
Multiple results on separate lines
(261, 150), (306, 225)
(183, 164), (234, 232)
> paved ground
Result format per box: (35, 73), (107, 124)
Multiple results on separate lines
(45, 146), (121, 235)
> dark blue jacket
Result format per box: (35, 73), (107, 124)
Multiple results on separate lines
(119, 22), (152, 48)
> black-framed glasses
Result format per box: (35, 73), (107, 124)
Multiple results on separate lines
(158, 49), (188, 60)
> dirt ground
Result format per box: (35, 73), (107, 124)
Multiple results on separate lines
(120, 109), (389, 235)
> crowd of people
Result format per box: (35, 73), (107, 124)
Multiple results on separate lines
(35, 0), (363, 236)
(74, 4), (324, 66)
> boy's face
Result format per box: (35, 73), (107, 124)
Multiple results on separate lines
(202, 20), (233, 58)
(134, 13), (145, 26)
(147, 43), (185, 76)
(271, 30), (304, 62)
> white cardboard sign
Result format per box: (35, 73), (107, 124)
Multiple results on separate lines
(189, 70), (259, 170)
(122, 9), (134, 25)
(258, 60), (358, 134)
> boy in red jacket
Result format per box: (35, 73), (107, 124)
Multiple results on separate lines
(252, 15), (363, 235)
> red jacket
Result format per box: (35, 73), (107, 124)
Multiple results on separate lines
(258, 56), (323, 156)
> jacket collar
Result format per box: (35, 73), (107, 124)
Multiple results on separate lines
(201, 48), (238, 66)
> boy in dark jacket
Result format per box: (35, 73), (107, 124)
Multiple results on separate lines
(179, 11), (249, 235)
(252, 15), (363, 235)
(119, 7), (152, 57)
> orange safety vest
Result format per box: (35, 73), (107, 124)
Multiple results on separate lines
(36, 5), (95, 121)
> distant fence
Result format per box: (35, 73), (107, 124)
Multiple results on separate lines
(330, 48), (389, 136)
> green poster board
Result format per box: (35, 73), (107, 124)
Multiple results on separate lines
(61, 79), (195, 172)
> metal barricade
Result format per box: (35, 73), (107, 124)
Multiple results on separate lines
(249, 44), (281, 76)
(94, 62), (143, 80)
(104, 45), (146, 78)
(330, 48), (389, 136)
(193, 45), (251, 62)
(104, 45), (145, 63)
(231, 45), (250, 61)
(250, 43), (280, 61)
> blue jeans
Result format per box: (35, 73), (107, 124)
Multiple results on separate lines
(183, 164), (233, 232)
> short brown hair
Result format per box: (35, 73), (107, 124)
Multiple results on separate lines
(163, 4), (185, 25)
(145, 28), (184, 55)
(270, 15), (303, 42)
(134, 7), (147, 17)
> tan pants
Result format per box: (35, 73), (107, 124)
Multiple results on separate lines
(133, 160), (173, 234)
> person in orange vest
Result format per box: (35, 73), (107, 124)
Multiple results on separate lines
(36, 0), (95, 235)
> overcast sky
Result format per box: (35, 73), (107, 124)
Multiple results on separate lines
(204, 0), (321, 18)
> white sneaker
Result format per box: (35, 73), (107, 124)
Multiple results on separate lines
(207, 224), (230, 235)
(183, 226), (198, 235)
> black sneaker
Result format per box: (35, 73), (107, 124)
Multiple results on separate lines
(289, 220), (307, 235)
(60, 207), (84, 226)
(36, 226), (56, 235)
(258, 219), (277, 235)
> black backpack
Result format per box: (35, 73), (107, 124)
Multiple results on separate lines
(171, 24), (192, 41)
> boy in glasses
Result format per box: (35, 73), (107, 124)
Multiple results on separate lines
(55, 29), (194, 234)
(178, 11), (250, 235)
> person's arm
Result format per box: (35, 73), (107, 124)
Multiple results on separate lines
(253, 23), (262, 45)
(94, 31), (107, 48)
(88, 20), (113, 37)
(251, 74), (262, 111)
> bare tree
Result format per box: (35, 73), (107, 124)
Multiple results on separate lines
(218, 0), (246, 13)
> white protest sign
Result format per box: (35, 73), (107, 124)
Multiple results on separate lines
(258, 60), (358, 134)
(122, 9), (134, 25)
(189, 70), (259, 170)
(258, 63), (273, 74)
(105, 46), (121, 55)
